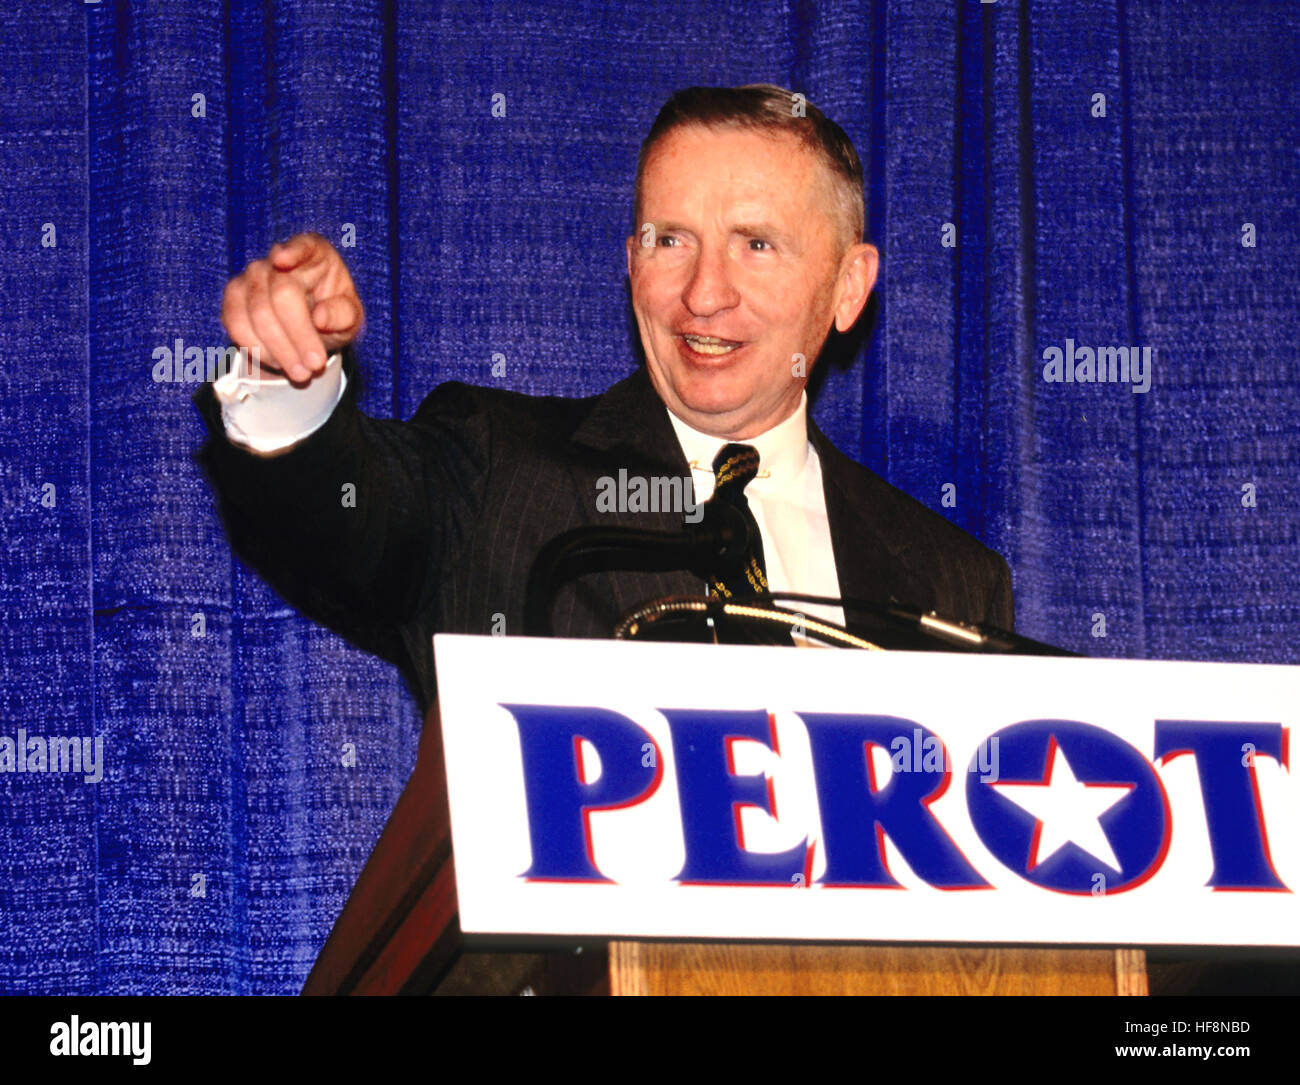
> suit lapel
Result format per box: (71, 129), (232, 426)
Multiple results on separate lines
(808, 420), (933, 617)
(567, 367), (702, 623)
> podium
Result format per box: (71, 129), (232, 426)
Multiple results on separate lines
(304, 638), (1300, 995)
(302, 701), (1146, 995)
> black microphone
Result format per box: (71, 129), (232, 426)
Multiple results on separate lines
(683, 493), (752, 579)
(523, 512), (752, 637)
(523, 467), (784, 637)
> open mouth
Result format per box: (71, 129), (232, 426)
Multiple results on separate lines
(679, 334), (745, 357)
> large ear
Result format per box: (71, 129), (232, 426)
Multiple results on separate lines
(833, 243), (879, 333)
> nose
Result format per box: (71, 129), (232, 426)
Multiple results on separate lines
(681, 241), (741, 317)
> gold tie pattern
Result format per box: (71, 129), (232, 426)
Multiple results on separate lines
(706, 443), (771, 601)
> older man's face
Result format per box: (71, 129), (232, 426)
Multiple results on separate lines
(627, 124), (877, 441)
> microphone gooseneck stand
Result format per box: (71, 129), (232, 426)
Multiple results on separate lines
(613, 590), (1077, 656)
(524, 520), (1076, 655)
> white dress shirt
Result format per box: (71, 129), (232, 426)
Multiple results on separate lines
(665, 397), (846, 638)
(212, 353), (846, 641)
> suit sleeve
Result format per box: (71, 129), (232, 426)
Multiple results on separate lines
(191, 345), (489, 663)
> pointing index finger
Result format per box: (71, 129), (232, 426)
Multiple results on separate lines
(270, 234), (332, 292)
(269, 233), (329, 269)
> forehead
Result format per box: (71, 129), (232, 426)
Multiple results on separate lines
(639, 123), (829, 220)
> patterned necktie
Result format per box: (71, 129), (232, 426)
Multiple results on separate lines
(704, 444), (792, 645)
(705, 443), (773, 602)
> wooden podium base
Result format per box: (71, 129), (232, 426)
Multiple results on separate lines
(609, 943), (1148, 996)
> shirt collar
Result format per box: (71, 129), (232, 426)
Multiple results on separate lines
(665, 392), (810, 490)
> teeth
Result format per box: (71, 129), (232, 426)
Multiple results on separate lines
(683, 335), (739, 356)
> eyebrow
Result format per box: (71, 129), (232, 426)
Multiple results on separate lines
(653, 220), (796, 246)
(732, 222), (793, 245)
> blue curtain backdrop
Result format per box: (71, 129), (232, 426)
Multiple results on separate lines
(1, 0), (1296, 993)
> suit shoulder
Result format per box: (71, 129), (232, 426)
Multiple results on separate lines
(820, 438), (1005, 567)
(410, 378), (598, 439)
(821, 442), (1014, 627)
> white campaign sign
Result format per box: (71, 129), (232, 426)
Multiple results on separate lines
(433, 635), (1300, 946)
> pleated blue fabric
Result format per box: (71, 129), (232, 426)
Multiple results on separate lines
(0, 0), (1295, 992)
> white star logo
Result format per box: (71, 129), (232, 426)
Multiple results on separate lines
(990, 736), (1133, 873)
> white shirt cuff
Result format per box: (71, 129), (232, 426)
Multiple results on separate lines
(211, 350), (348, 454)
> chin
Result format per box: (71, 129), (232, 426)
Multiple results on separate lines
(670, 370), (754, 414)
(674, 389), (753, 426)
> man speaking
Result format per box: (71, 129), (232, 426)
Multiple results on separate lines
(194, 84), (1013, 711)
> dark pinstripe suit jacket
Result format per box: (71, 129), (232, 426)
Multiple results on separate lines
(194, 348), (1013, 711)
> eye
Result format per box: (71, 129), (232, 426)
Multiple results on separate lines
(747, 238), (772, 252)
(657, 234), (680, 247)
